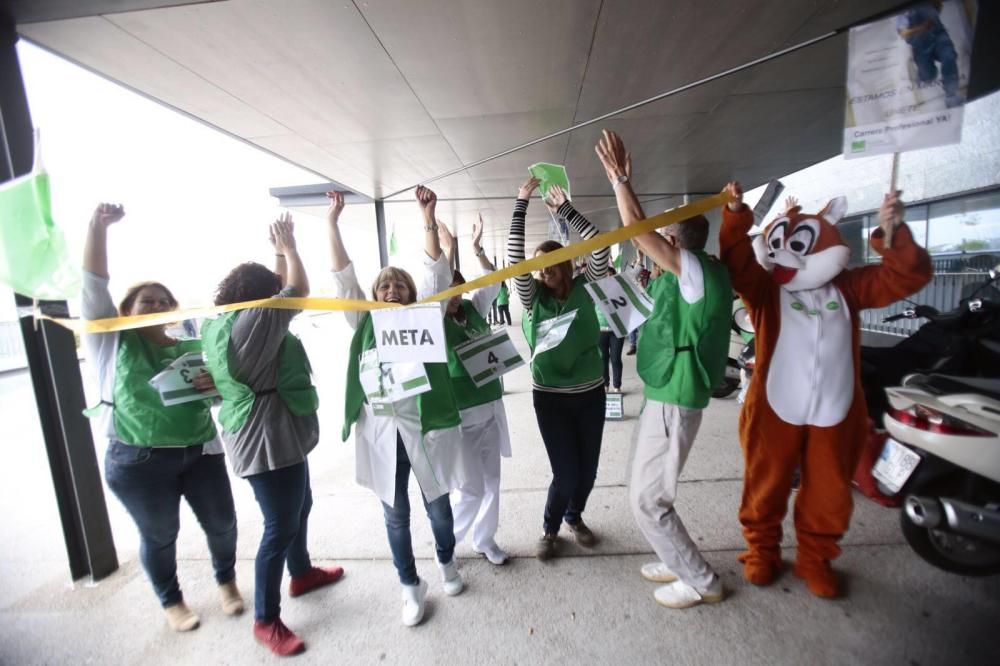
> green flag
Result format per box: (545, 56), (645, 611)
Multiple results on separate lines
(0, 170), (79, 299)
(528, 162), (571, 199)
(389, 224), (398, 255)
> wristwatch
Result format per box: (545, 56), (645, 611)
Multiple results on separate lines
(424, 223), (438, 232)
(614, 174), (629, 189)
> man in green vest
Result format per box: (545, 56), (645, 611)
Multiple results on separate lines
(596, 130), (731, 609)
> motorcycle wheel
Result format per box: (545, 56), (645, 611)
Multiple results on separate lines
(712, 359), (741, 399)
(900, 478), (1000, 576)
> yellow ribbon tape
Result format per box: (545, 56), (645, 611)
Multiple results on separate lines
(41, 190), (727, 334)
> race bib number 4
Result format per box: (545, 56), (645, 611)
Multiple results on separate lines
(585, 274), (654, 338)
(454, 329), (525, 388)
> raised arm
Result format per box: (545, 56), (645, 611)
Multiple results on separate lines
(271, 212), (308, 297)
(838, 191), (933, 310)
(544, 184), (609, 282)
(468, 214), (501, 316)
(83, 203), (125, 279)
(508, 176), (540, 310)
(437, 218), (457, 271)
(596, 129), (682, 276)
(270, 224), (287, 287)
(719, 181), (772, 307)
(325, 191), (350, 272)
(471, 213), (495, 273)
(416, 185), (443, 262)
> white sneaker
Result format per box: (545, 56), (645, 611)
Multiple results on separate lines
(438, 558), (464, 596)
(640, 561), (678, 583)
(654, 576), (724, 609)
(401, 578), (428, 626)
(473, 541), (509, 566)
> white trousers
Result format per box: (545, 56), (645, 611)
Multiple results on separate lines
(627, 399), (715, 590)
(451, 416), (504, 550)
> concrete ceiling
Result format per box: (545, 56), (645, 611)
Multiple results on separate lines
(13, 0), (908, 249)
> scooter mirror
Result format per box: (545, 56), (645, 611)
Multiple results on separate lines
(733, 307), (754, 334)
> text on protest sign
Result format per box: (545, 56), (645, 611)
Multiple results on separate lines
(843, 0), (976, 158)
(370, 302), (447, 363)
(454, 329), (525, 388)
(585, 274), (655, 338)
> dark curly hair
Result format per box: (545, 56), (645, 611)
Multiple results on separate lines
(214, 262), (283, 306)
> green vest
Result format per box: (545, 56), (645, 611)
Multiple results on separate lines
(342, 312), (461, 441)
(522, 274), (602, 388)
(496, 283), (510, 306)
(109, 332), (217, 447)
(445, 301), (503, 410)
(638, 251), (732, 409)
(201, 312), (319, 434)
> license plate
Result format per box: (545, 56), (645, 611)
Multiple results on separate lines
(871, 438), (921, 494)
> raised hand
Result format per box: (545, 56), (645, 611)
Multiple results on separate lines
(325, 191), (345, 226)
(415, 185), (437, 219)
(518, 176), (541, 200)
(595, 129), (628, 183)
(437, 218), (455, 252)
(544, 184), (568, 212)
(725, 181), (744, 212)
(91, 203), (125, 227)
(879, 190), (904, 236)
(784, 196), (799, 213)
(472, 213), (484, 250)
(270, 211), (297, 254)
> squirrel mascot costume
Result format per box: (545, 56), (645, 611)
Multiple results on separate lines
(720, 186), (932, 597)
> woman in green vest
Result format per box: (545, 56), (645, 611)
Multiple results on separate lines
(496, 280), (512, 325)
(81, 203), (242, 634)
(328, 187), (472, 627)
(438, 219), (513, 566)
(507, 178), (610, 560)
(202, 214), (339, 657)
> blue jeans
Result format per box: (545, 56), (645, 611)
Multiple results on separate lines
(910, 29), (960, 101)
(246, 460), (313, 621)
(381, 434), (455, 585)
(104, 441), (237, 607)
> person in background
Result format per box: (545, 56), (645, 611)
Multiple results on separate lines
(203, 214), (341, 657)
(508, 176), (610, 561)
(82, 203), (242, 634)
(597, 266), (625, 393)
(496, 280), (512, 326)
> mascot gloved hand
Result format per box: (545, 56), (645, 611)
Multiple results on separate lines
(719, 183), (932, 598)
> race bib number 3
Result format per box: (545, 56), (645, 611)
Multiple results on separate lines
(148, 351), (218, 406)
(455, 329), (525, 388)
(585, 274), (654, 338)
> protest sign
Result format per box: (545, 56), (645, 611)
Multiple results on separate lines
(370, 303), (447, 363)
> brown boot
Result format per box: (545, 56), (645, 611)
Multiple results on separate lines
(793, 559), (839, 598)
(164, 601), (200, 632)
(738, 550), (783, 586)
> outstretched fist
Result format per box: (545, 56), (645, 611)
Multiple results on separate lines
(416, 185), (437, 216)
(91, 203), (125, 227)
(725, 182), (744, 212)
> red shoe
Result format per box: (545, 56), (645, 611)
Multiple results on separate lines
(289, 565), (345, 598)
(253, 618), (305, 656)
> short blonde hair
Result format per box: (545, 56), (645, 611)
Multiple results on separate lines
(371, 266), (418, 304)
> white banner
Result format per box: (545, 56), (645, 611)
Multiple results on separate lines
(148, 351), (219, 406)
(844, 0), (976, 158)
(533, 309), (578, 357)
(370, 302), (447, 363)
(585, 274), (655, 338)
(454, 329), (525, 388)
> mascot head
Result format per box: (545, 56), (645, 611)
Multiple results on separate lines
(753, 197), (851, 292)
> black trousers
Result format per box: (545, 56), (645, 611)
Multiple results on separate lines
(599, 331), (624, 389)
(532, 385), (606, 534)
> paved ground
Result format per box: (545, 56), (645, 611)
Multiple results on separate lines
(1, 313), (998, 665)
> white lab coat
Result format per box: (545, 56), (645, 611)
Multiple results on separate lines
(332, 254), (473, 505)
